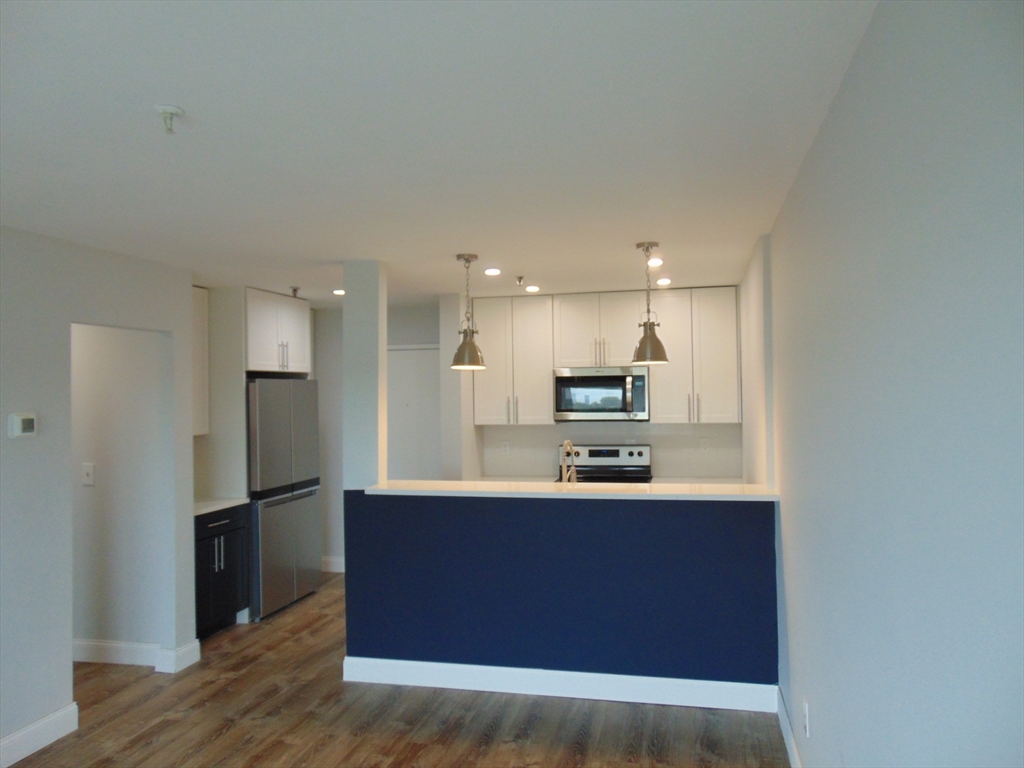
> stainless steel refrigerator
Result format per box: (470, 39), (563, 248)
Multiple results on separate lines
(248, 378), (322, 620)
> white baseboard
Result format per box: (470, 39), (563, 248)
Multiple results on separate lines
(777, 688), (803, 768)
(0, 702), (78, 768)
(322, 555), (345, 573)
(344, 657), (778, 713)
(74, 638), (200, 674)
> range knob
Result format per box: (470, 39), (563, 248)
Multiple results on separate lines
(574, 450), (580, 457)
(638, 450), (644, 457)
(628, 451), (634, 457)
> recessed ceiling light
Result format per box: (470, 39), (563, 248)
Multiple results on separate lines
(525, 285), (540, 293)
(484, 268), (501, 276)
(332, 289), (346, 296)
(656, 278), (671, 286)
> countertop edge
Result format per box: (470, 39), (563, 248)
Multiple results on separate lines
(193, 497), (250, 517)
(363, 482), (779, 502)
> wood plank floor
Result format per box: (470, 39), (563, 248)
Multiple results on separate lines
(17, 575), (789, 767)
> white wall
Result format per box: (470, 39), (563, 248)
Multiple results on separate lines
(388, 301), (440, 346)
(739, 236), (773, 485)
(72, 324), (174, 645)
(313, 309), (345, 571)
(770, 2), (1023, 765)
(387, 348), (442, 480)
(0, 227), (194, 751)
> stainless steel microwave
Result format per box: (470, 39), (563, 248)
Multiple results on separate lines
(553, 367), (649, 422)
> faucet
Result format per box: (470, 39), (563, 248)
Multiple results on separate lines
(560, 440), (577, 484)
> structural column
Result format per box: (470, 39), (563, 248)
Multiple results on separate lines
(341, 261), (387, 489)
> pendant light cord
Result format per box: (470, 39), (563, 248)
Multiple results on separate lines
(642, 245), (655, 324)
(463, 258), (473, 331)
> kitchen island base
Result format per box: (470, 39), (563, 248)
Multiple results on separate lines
(344, 488), (778, 712)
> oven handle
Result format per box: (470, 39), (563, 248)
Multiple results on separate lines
(625, 375), (633, 412)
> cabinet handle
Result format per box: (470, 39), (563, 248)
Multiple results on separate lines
(594, 338), (599, 366)
(603, 338), (608, 366)
(278, 341), (284, 370)
(514, 396), (519, 424)
(212, 537), (219, 573)
(506, 397), (511, 425)
(696, 393), (701, 422)
(207, 519), (231, 528)
(284, 341), (289, 370)
(219, 535), (225, 571)
(688, 394), (692, 423)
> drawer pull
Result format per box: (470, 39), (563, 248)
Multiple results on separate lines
(207, 519), (231, 528)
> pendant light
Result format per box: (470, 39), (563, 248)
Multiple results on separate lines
(632, 242), (669, 365)
(451, 253), (486, 370)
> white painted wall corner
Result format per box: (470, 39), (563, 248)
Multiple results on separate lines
(322, 555), (345, 573)
(0, 702), (78, 768)
(777, 688), (803, 768)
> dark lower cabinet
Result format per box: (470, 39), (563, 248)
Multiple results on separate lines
(195, 503), (250, 640)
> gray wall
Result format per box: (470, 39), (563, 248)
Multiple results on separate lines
(770, 2), (1023, 765)
(0, 227), (194, 740)
(72, 325), (175, 646)
(313, 309), (346, 572)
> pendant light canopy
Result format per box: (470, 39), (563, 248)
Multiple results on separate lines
(451, 253), (486, 370)
(632, 242), (669, 365)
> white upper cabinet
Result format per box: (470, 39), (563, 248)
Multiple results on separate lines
(598, 292), (647, 366)
(692, 286), (740, 423)
(471, 297), (514, 425)
(648, 289), (694, 424)
(552, 292), (646, 367)
(192, 286), (210, 435)
(511, 295), (555, 425)
(245, 288), (312, 373)
(552, 293), (601, 367)
(473, 295), (554, 425)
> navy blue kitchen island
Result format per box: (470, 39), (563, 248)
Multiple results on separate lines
(343, 481), (780, 712)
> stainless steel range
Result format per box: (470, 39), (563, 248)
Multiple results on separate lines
(557, 443), (652, 483)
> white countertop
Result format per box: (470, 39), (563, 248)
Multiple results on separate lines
(366, 479), (779, 502)
(193, 497), (250, 517)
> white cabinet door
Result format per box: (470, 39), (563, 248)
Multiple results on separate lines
(552, 294), (600, 368)
(599, 292), (647, 366)
(246, 288), (282, 371)
(648, 289), (694, 423)
(511, 295), (554, 425)
(472, 297), (514, 425)
(192, 286), (210, 435)
(692, 286), (740, 423)
(245, 288), (312, 373)
(278, 296), (311, 373)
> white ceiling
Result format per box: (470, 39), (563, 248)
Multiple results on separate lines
(0, 1), (875, 307)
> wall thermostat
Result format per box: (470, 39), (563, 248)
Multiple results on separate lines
(8, 413), (37, 438)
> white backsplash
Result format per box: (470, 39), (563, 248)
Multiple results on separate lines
(481, 422), (743, 480)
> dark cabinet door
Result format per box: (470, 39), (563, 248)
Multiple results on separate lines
(220, 527), (249, 615)
(195, 536), (219, 640)
(195, 504), (251, 641)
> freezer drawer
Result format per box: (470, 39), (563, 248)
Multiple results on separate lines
(252, 490), (321, 620)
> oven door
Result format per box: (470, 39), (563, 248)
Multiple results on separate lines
(553, 368), (648, 422)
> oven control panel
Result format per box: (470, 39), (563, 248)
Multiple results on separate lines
(564, 444), (651, 467)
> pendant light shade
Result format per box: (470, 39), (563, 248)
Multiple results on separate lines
(451, 327), (486, 370)
(451, 253), (487, 370)
(633, 321), (669, 365)
(632, 241), (670, 366)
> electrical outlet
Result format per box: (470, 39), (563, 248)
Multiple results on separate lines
(699, 438), (710, 453)
(500, 441), (511, 456)
(81, 462), (95, 486)
(803, 700), (810, 738)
